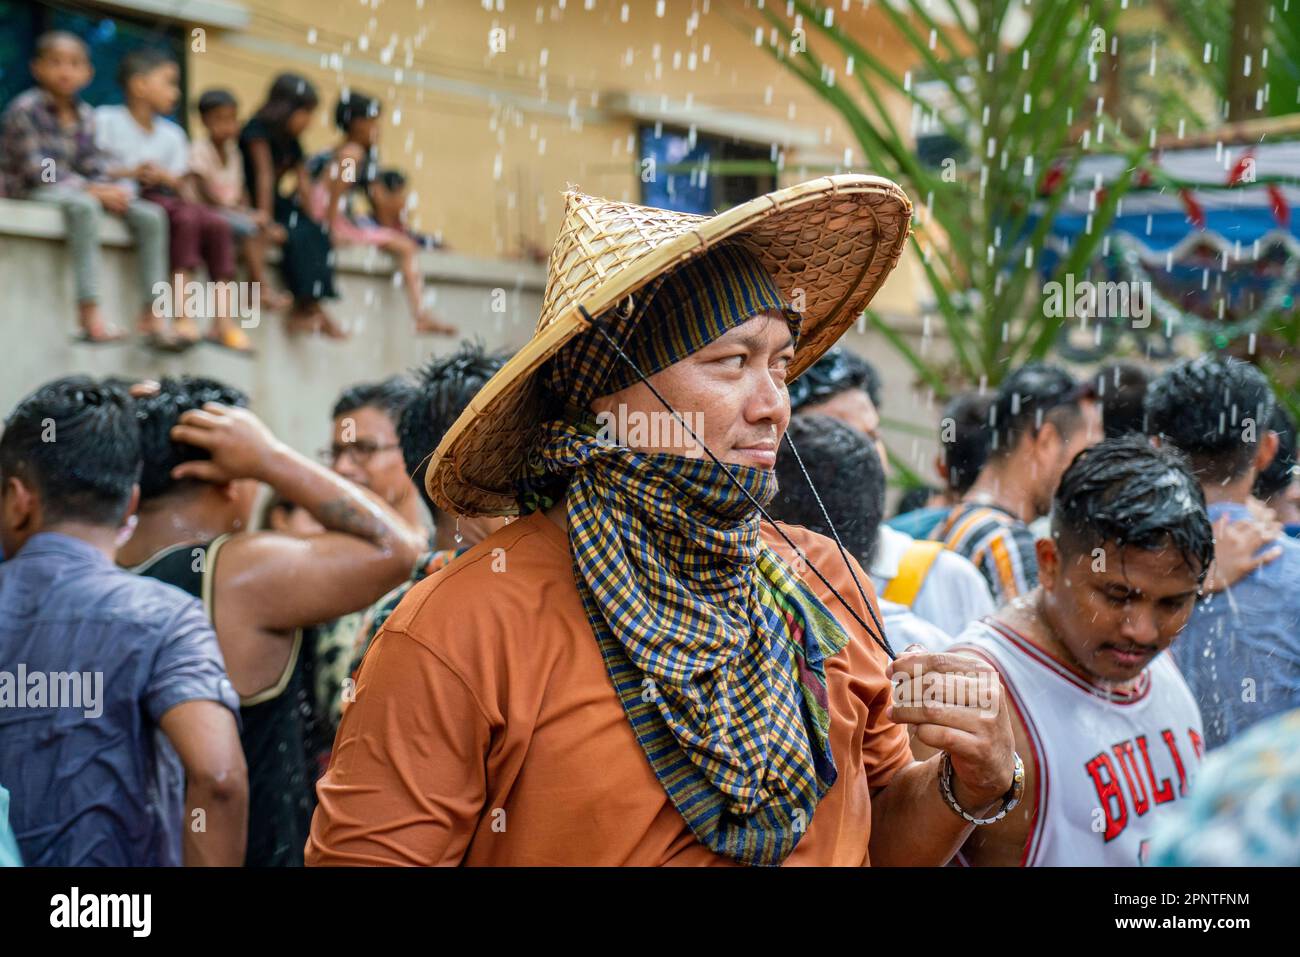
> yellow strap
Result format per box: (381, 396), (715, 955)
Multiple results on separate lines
(881, 540), (945, 607)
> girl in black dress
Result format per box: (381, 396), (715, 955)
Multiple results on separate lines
(240, 73), (345, 338)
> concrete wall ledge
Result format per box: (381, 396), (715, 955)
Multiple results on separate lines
(0, 197), (547, 290)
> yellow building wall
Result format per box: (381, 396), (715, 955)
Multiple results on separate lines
(190, 0), (924, 314)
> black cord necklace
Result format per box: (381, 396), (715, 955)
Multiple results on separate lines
(579, 304), (896, 661)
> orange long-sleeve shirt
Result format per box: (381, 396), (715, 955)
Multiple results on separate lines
(305, 510), (910, 866)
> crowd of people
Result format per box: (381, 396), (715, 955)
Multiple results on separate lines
(4, 322), (1296, 867)
(0, 31), (454, 350)
(0, 341), (507, 866)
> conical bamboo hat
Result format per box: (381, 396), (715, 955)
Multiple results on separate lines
(427, 174), (912, 516)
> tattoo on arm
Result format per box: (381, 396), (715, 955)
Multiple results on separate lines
(316, 497), (392, 547)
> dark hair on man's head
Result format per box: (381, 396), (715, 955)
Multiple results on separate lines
(133, 376), (249, 502)
(788, 347), (882, 412)
(895, 484), (935, 517)
(0, 376), (140, 526)
(1254, 403), (1297, 501)
(1051, 435), (1213, 582)
(1145, 355), (1277, 485)
(117, 47), (175, 90)
(34, 30), (88, 60)
(1093, 361), (1151, 438)
(988, 363), (1089, 459)
(197, 88), (237, 115)
(940, 390), (993, 494)
(399, 343), (508, 514)
(335, 90), (381, 132)
(332, 375), (418, 424)
(253, 72), (319, 132)
(377, 168), (407, 191)
(772, 414), (884, 568)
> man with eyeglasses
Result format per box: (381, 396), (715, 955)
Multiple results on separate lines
(325, 377), (428, 536)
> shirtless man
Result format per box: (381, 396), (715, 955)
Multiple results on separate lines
(118, 376), (424, 865)
(928, 436), (1214, 866)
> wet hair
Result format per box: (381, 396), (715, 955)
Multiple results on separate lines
(1093, 361), (1151, 439)
(252, 72), (319, 139)
(133, 376), (249, 502)
(332, 375), (418, 424)
(988, 362), (1091, 459)
(335, 90), (381, 132)
(0, 376), (140, 526)
(117, 47), (175, 90)
(788, 347), (882, 413)
(399, 343), (508, 514)
(895, 484), (935, 517)
(772, 414), (884, 568)
(34, 30), (88, 60)
(1254, 403), (1297, 501)
(197, 88), (238, 115)
(940, 390), (993, 494)
(1145, 355), (1277, 485)
(1051, 435), (1214, 582)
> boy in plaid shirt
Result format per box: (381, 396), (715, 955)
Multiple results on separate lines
(0, 31), (175, 347)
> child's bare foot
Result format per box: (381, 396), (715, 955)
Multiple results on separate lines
(414, 310), (458, 336)
(287, 304), (349, 340)
(258, 286), (293, 311)
(76, 302), (127, 342)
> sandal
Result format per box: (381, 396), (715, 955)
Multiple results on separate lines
(141, 329), (191, 353)
(204, 326), (256, 356)
(172, 316), (203, 347)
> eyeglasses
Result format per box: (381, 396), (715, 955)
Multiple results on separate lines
(317, 441), (401, 465)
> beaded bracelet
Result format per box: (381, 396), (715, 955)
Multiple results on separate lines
(938, 750), (1025, 826)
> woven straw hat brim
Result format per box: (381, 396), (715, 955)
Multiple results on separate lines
(428, 173), (912, 517)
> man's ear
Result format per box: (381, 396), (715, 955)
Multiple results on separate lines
(214, 480), (238, 502)
(933, 453), (947, 486)
(1036, 535), (1060, 591)
(1255, 430), (1280, 475)
(1026, 421), (1060, 476)
(3, 476), (38, 536)
(123, 484), (141, 521)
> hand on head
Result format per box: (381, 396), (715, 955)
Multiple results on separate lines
(169, 403), (282, 484)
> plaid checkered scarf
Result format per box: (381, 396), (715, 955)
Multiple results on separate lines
(516, 243), (851, 865)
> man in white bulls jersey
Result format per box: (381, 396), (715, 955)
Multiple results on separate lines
(931, 437), (1215, 866)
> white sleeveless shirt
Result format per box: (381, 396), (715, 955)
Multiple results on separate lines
(951, 619), (1205, 866)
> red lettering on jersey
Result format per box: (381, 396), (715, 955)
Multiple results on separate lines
(1112, 740), (1151, 815)
(1085, 752), (1128, 841)
(1189, 728), (1204, 761)
(1136, 734), (1174, 805)
(1162, 729), (1189, 796)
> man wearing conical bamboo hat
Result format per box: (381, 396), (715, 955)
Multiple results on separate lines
(307, 176), (1020, 867)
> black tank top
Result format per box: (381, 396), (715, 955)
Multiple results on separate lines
(132, 537), (314, 867)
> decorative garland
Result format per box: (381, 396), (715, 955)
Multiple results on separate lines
(1111, 232), (1299, 343)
